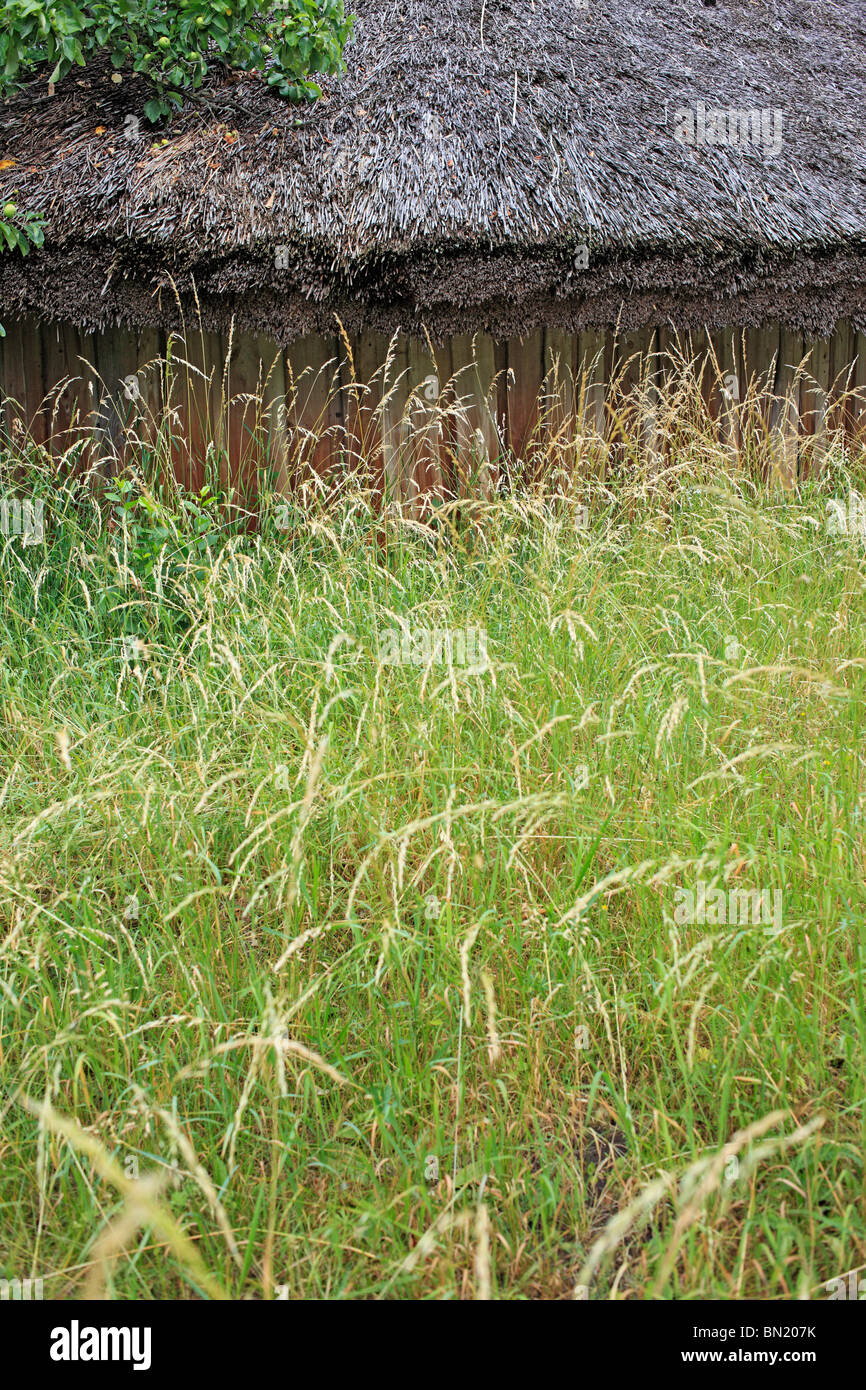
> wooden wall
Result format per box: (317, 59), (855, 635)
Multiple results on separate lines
(1, 317), (864, 499)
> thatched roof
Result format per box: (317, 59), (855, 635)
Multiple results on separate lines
(1, 0), (865, 344)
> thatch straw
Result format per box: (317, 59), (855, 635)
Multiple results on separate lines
(1, 0), (865, 344)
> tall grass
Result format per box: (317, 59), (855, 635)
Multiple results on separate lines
(1, 352), (865, 1299)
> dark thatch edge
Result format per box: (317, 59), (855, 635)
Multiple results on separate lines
(1, 0), (865, 344)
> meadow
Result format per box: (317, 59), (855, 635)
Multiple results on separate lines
(1, 353), (865, 1299)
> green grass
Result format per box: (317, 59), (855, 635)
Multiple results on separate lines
(1, 423), (865, 1300)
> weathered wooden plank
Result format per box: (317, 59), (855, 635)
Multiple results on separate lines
(744, 324), (780, 421)
(0, 317), (30, 443)
(576, 328), (606, 440)
(449, 331), (497, 497)
(654, 325), (679, 465)
(403, 334), (444, 511)
(854, 331), (866, 442)
(543, 327), (577, 477)
(494, 339), (508, 461)
(710, 327), (742, 458)
(543, 328), (575, 419)
(225, 331), (267, 504)
(166, 329), (224, 493)
(22, 315), (49, 445)
(246, 334), (290, 501)
(285, 333), (339, 481)
(134, 326), (163, 458)
(431, 336), (457, 497)
(691, 327), (718, 418)
(470, 331), (498, 468)
(611, 326), (656, 458)
(826, 319), (854, 440)
(768, 329), (803, 487)
(506, 331), (544, 462)
(345, 330), (388, 494)
(327, 336), (349, 474)
(641, 327), (662, 466)
(40, 319), (76, 453)
(93, 325), (141, 469)
(800, 336), (831, 473)
(379, 332), (410, 504)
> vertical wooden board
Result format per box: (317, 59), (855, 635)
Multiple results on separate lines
(660, 323), (706, 462)
(802, 337), (831, 433)
(0, 324), (9, 431)
(744, 324), (780, 428)
(449, 333), (476, 495)
(346, 330), (387, 493)
(71, 324), (99, 461)
(769, 328), (803, 487)
(404, 335), (444, 509)
(657, 323), (686, 377)
(167, 329), (223, 494)
(316, 336), (343, 477)
(449, 331), (497, 497)
(732, 326), (749, 445)
(95, 323), (140, 410)
(430, 337), (458, 499)
(709, 327), (741, 456)
(107, 323), (151, 459)
(93, 324), (141, 468)
(135, 325), (164, 460)
(576, 328), (606, 440)
(380, 332), (410, 504)
(255, 336), (289, 497)
(641, 327), (662, 464)
(653, 325), (677, 463)
(611, 326), (653, 448)
(472, 331), (498, 494)
(0, 317), (29, 443)
(202, 330), (226, 491)
(322, 338), (347, 475)
(89, 323), (114, 463)
(611, 326), (643, 393)
(543, 327), (576, 475)
(543, 328), (576, 417)
(854, 331), (866, 442)
(690, 327), (717, 418)
(40, 319), (77, 452)
(660, 323), (691, 402)
(66, 321), (99, 462)
(708, 327), (735, 397)
(432, 337), (458, 497)
(494, 339), (508, 458)
(18, 317), (48, 447)
(161, 330), (188, 488)
(472, 333), (497, 449)
(829, 319), (855, 439)
(285, 333), (337, 480)
(225, 330), (267, 504)
(340, 331), (362, 474)
(505, 330), (544, 462)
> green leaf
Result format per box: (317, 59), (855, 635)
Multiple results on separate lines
(0, 0), (352, 115)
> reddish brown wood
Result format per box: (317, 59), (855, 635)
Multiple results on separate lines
(6, 317), (865, 502)
(505, 331), (544, 464)
(345, 330), (388, 496)
(854, 331), (866, 442)
(449, 332), (498, 497)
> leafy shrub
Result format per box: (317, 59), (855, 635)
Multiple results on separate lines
(0, 1), (353, 119)
(0, 199), (45, 336)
